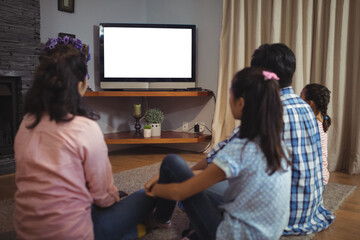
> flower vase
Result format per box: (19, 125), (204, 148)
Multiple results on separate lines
(143, 129), (152, 138)
(150, 123), (161, 136)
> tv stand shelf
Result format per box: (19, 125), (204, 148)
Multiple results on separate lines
(84, 90), (213, 145)
(105, 131), (211, 144)
(84, 90), (213, 97)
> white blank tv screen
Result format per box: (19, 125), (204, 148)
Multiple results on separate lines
(102, 25), (194, 79)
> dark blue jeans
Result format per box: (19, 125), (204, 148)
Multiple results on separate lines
(153, 154), (223, 240)
(92, 189), (155, 240)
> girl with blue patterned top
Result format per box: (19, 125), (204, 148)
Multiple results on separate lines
(145, 67), (292, 240)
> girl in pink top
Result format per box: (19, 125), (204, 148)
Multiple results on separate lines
(14, 37), (155, 240)
(301, 84), (331, 185)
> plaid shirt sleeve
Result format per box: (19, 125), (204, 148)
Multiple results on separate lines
(280, 87), (335, 235)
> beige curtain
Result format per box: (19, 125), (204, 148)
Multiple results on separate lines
(212, 0), (360, 174)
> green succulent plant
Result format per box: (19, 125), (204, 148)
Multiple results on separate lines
(144, 124), (152, 129)
(144, 108), (164, 124)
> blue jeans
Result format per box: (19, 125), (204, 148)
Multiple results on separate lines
(205, 179), (228, 206)
(153, 154), (223, 240)
(92, 189), (155, 240)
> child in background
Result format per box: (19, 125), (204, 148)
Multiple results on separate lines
(13, 36), (155, 240)
(301, 83), (332, 185)
(145, 67), (291, 240)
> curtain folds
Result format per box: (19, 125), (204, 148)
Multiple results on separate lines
(212, 0), (360, 174)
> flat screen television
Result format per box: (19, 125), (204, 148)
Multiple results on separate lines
(99, 23), (196, 90)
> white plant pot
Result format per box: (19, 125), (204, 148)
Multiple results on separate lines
(143, 129), (152, 138)
(150, 123), (161, 136)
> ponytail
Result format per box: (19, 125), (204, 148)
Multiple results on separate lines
(322, 114), (331, 132)
(232, 67), (290, 175)
(303, 84), (331, 132)
(259, 79), (288, 175)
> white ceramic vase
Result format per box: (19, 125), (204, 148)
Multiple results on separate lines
(143, 129), (152, 138)
(150, 123), (161, 136)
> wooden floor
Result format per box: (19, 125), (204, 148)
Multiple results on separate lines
(0, 147), (359, 239)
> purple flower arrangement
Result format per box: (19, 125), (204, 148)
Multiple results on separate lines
(44, 36), (91, 61)
(44, 36), (83, 51)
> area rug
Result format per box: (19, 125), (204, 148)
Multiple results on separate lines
(0, 162), (356, 240)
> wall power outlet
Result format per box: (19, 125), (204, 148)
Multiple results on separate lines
(195, 122), (205, 133)
(182, 122), (189, 132)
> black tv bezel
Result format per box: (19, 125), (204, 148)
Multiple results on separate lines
(99, 23), (196, 85)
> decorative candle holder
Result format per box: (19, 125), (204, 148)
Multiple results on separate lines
(133, 115), (142, 136)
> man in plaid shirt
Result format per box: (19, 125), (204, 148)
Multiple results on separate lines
(251, 43), (335, 235)
(193, 43), (334, 235)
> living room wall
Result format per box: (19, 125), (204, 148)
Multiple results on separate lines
(40, 0), (222, 151)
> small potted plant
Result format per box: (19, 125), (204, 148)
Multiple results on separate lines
(144, 108), (164, 136)
(143, 124), (152, 138)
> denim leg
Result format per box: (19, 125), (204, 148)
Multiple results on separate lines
(92, 189), (155, 240)
(154, 154), (223, 240)
(204, 180), (228, 206)
(182, 190), (223, 240)
(178, 182), (227, 210)
(152, 154), (195, 222)
(181, 180), (228, 234)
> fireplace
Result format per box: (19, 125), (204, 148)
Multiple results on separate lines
(0, 76), (22, 155)
(0, 76), (22, 174)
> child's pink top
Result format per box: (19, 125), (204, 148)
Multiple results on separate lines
(14, 114), (119, 240)
(317, 119), (329, 185)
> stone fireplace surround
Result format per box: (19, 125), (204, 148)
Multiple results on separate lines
(0, 0), (40, 174)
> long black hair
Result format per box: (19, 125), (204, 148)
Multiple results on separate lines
(24, 39), (99, 129)
(303, 83), (331, 132)
(231, 67), (290, 175)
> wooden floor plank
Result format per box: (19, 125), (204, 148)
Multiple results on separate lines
(313, 172), (360, 240)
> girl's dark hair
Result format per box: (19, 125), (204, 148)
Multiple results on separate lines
(231, 67), (289, 175)
(303, 83), (331, 132)
(24, 43), (99, 129)
(251, 43), (296, 88)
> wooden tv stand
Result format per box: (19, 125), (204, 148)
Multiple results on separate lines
(84, 90), (213, 144)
